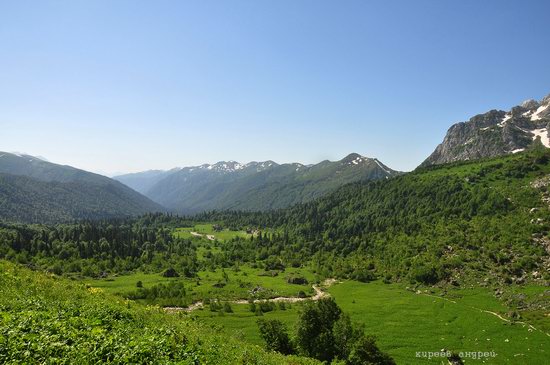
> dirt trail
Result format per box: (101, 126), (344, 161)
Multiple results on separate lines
(189, 232), (216, 241)
(165, 278), (337, 313)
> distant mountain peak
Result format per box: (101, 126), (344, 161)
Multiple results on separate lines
(342, 152), (362, 160)
(246, 160), (276, 167)
(2, 151), (49, 163)
(194, 160), (279, 173)
(341, 153), (370, 165)
(521, 99), (540, 109)
(211, 161), (245, 172)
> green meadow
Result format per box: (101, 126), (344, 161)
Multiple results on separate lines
(173, 223), (252, 241)
(83, 218), (550, 364)
(191, 280), (550, 364)
(88, 265), (317, 303)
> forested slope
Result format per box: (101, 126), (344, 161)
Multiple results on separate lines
(206, 148), (550, 287)
(0, 152), (163, 223)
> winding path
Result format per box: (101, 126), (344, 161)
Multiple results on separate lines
(165, 279), (336, 313)
(189, 232), (216, 241)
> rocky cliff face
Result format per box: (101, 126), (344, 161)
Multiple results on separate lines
(422, 94), (550, 166)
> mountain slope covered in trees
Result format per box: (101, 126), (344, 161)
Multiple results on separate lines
(0, 152), (163, 223)
(115, 153), (399, 214)
(204, 148), (550, 288)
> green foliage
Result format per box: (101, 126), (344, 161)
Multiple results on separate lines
(295, 298), (342, 361)
(347, 335), (396, 365)
(257, 319), (294, 355)
(223, 302), (233, 313)
(0, 260), (319, 365)
(332, 313), (361, 360)
(0, 214), (199, 279)
(163, 267), (180, 277)
(292, 298), (394, 364)
(127, 281), (187, 307)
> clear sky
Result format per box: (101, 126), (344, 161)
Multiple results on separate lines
(1, 0), (549, 175)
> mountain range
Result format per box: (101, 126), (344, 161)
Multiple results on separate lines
(2, 91), (550, 223)
(423, 93), (550, 166)
(114, 153), (399, 214)
(0, 152), (163, 223)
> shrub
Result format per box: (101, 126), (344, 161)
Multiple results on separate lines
(257, 319), (294, 355)
(223, 302), (233, 313)
(163, 267), (180, 277)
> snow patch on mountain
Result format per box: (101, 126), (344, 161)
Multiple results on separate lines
(374, 159), (393, 175)
(498, 114), (512, 127)
(532, 129), (550, 148)
(345, 155), (371, 166)
(531, 104), (549, 121)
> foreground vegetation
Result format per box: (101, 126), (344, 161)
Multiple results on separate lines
(0, 260), (320, 365)
(257, 298), (395, 364)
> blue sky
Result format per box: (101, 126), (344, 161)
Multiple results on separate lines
(1, 0), (549, 174)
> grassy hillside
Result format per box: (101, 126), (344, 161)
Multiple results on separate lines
(0, 260), (318, 365)
(173, 223), (252, 241)
(88, 265), (317, 306)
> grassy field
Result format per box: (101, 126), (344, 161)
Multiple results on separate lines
(191, 299), (304, 344)
(173, 223), (252, 241)
(88, 224), (315, 303)
(192, 280), (550, 364)
(88, 265), (317, 303)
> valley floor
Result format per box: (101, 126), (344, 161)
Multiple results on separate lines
(189, 280), (549, 364)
